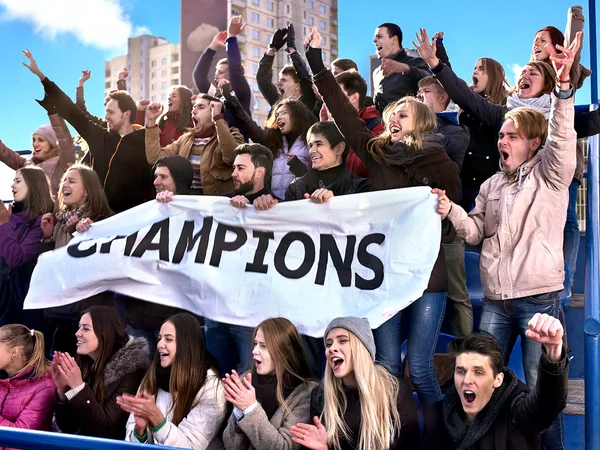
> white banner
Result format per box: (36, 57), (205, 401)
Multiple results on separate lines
(25, 188), (441, 337)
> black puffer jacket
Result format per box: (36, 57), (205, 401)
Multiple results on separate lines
(284, 165), (371, 201)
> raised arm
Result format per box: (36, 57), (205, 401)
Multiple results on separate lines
(226, 16), (252, 114)
(287, 24), (317, 111)
(539, 33), (580, 188)
(0, 140), (27, 171)
(413, 29), (506, 131)
(211, 101), (244, 165)
(304, 37), (374, 165)
(49, 113), (76, 174)
(565, 6), (589, 90)
(432, 32), (451, 68)
(22, 49), (106, 151)
(221, 83), (272, 144)
(193, 31), (226, 94)
(76, 70), (91, 111)
(257, 48), (283, 106)
(144, 102), (183, 164)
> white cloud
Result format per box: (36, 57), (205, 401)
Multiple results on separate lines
(0, 0), (150, 52)
(509, 63), (526, 87)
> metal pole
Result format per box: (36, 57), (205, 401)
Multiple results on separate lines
(589, 0), (598, 103)
(584, 114), (600, 450)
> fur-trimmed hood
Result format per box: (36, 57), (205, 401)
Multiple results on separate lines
(104, 337), (150, 386)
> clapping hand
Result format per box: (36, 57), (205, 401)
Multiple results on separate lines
(223, 370), (256, 411)
(290, 416), (328, 449)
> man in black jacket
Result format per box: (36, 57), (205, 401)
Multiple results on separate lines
(423, 313), (569, 450)
(372, 23), (431, 113)
(226, 143), (275, 206)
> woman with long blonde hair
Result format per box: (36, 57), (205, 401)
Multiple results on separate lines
(222, 317), (317, 450)
(0, 324), (55, 431)
(290, 317), (419, 449)
(306, 31), (460, 404)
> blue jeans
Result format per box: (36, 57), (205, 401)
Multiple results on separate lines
(204, 319), (255, 377)
(564, 180), (580, 287)
(479, 292), (564, 450)
(373, 292), (446, 405)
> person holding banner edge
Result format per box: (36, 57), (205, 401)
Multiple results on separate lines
(305, 26), (459, 406)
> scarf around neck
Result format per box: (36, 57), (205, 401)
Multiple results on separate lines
(506, 93), (551, 119)
(156, 364), (172, 393)
(55, 204), (87, 225)
(253, 372), (302, 420)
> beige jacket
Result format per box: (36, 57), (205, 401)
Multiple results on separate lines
(145, 120), (244, 196)
(0, 114), (75, 196)
(448, 93), (576, 300)
(223, 381), (318, 450)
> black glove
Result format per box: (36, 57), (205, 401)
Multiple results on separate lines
(35, 93), (57, 115)
(220, 82), (233, 101)
(286, 23), (296, 50)
(269, 28), (288, 51)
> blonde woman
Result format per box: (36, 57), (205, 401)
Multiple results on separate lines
(290, 317), (419, 450)
(0, 325), (55, 430)
(222, 317), (317, 450)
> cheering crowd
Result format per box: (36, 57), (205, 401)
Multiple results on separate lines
(0, 5), (592, 449)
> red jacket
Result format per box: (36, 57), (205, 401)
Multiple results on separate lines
(0, 368), (55, 441)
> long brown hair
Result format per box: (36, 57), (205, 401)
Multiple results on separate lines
(366, 97), (437, 163)
(252, 318), (314, 414)
(139, 313), (217, 425)
(263, 98), (317, 158)
(77, 306), (129, 405)
(159, 86), (193, 133)
(0, 325), (50, 377)
(477, 58), (511, 105)
(531, 26), (565, 63)
(16, 167), (54, 219)
(55, 164), (113, 221)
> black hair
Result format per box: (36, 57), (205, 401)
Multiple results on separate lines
(234, 143), (274, 180)
(378, 23), (403, 47)
(449, 333), (504, 377)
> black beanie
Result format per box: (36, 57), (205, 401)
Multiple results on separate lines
(155, 156), (193, 195)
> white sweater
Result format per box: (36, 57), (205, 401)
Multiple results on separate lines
(125, 369), (226, 449)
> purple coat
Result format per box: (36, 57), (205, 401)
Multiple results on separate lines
(0, 368), (55, 437)
(0, 211), (42, 268)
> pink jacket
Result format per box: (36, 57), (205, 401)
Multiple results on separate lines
(0, 368), (55, 440)
(0, 114), (75, 196)
(448, 93), (576, 300)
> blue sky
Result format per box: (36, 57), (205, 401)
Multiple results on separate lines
(0, 0), (596, 198)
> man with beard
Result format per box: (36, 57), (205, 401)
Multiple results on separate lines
(22, 50), (154, 214)
(225, 143), (275, 207)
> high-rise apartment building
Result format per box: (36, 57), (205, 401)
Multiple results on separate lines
(104, 35), (181, 105)
(181, 0), (339, 124)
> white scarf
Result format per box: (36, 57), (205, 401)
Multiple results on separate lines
(506, 93), (552, 119)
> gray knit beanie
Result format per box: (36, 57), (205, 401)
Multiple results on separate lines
(324, 316), (376, 361)
(32, 124), (58, 148)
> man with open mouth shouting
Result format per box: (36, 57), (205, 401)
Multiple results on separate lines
(423, 313), (568, 449)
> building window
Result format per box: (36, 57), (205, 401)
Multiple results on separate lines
(252, 82), (259, 92)
(161, 57), (168, 65)
(105, 70), (111, 78)
(252, 47), (260, 57)
(105, 81), (111, 89)
(171, 53), (179, 62)
(308, 0), (313, 8)
(286, 4), (290, 13)
(308, 17), (314, 25)
(151, 83), (157, 91)
(304, 10), (306, 19)
(323, 50), (327, 60)
(252, 63), (259, 74)
(161, 69), (167, 77)
(151, 72), (157, 79)
(252, 29), (260, 40)
(151, 95), (157, 101)
(319, 4), (326, 14)
(322, 36), (327, 45)
(303, 26), (307, 36)
(161, 81), (168, 89)
(266, 17), (274, 27)
(252, 12), (260, 23)
(319, 20), (326, 30)
(255, 99), (260, 110)
(172, 78), (178, 85)
(252, 0), (259, 4)
(151, 60), (157, 68)
(266, 33), (272, 44)
(172, 66), (179, 74)
(267, 1), (274, 10)
(161, 93), (167, 101)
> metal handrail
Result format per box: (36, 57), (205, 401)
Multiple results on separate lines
(0, 427), (181, 450)
(584, 104), (600, 450)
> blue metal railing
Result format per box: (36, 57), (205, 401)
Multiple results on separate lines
(584, 104), (600, 450)
(0, 427), (181, 450)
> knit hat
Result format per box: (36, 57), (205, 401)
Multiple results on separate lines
(154, 156), (193, 195)
(324, 317), (376, 361)
(32, 124), (58, 148)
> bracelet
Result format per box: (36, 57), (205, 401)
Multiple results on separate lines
(150, 417), (167, 433)
(134, 429), (147, 442)
(557, 78), (570, 84)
